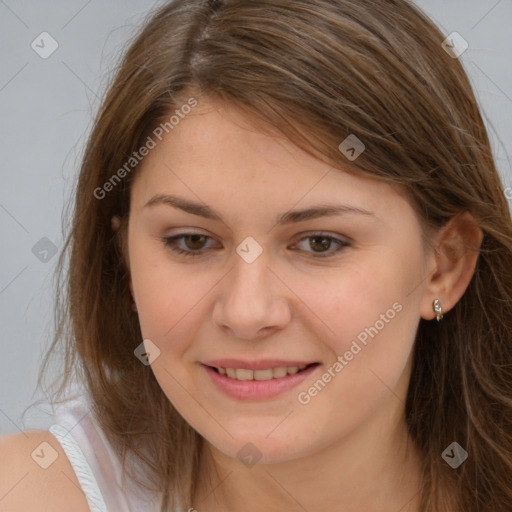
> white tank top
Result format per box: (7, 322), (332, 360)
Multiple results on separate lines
(47, 396), (167, 512)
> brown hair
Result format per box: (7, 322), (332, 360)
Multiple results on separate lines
(40, 0), (512, 510)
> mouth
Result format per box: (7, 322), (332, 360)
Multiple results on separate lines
(208, 363), (319, 381)
(201, 361), (321, 401)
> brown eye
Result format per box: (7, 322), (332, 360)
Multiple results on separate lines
(293, 233), (350, 258)
(182, 234), (208, 250)
(163, 233), (217, 257)
(309, 236), (333, 253)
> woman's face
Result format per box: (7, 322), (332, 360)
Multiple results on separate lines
(127, 98), (435, 464)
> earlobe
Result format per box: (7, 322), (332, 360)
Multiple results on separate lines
(420, 212), (483, 321)
(111, 215), (121, 231)
(112, 214), (129, 266)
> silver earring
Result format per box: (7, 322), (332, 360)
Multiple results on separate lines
(432, 299), (444, 322)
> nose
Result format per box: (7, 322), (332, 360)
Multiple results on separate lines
(211, 251), (292, 341)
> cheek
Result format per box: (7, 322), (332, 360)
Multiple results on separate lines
(291, 275), (419, 445)
(129, 240), (188, 343)
(293, 245), (423, 394)
(292, 258), (409, 355)
(135, 271), (210, 350)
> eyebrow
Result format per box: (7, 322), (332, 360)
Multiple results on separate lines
(144, 194), (376, 225)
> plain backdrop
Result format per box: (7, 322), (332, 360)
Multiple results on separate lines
(0, 0), (511, 435)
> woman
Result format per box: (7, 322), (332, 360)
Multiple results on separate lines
(1, 0), (511, 511)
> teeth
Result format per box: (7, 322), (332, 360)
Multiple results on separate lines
(216, 364), (309, 381)
(272, 366), (288, 378)
(235, 369), (254, 381)
(254, 369), (273, 381)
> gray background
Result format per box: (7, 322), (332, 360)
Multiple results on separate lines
(1, 0), (511, 435)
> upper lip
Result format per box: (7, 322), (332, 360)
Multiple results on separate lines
(202, 359), (318, 370)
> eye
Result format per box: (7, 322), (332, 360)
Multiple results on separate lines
(163, 233), (217, 257)
(292, 232), (350, 258)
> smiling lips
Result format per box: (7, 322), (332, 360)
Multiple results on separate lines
(203, 359), (317, 380)
(202, 359), (320, 400)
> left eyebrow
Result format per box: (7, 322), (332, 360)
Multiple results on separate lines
(277, 204), (376, 224)
(143, 194), (376, 225)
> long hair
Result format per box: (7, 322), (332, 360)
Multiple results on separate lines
(39, 1), (512, 510)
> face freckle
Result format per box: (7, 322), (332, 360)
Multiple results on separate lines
(126, 98), (431, 465)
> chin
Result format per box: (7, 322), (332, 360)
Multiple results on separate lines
(205, 428), (316, 467)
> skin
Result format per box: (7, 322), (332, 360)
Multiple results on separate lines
(122, 98), (482, 512)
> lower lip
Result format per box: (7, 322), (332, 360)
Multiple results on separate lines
(202, 364), (319, 401)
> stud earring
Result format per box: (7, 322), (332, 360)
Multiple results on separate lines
(432, 298), (444, 322)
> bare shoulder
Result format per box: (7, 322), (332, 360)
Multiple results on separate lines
(0, 429), (90, 511)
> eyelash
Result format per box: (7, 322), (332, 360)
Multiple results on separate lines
(162, 232), (350, 259)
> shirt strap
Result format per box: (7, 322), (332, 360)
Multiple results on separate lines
(49, 424), (108, 512)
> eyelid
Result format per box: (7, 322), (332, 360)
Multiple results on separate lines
(292, 230), (352, 244)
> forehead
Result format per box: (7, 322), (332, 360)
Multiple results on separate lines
(130, 99), (409, 220)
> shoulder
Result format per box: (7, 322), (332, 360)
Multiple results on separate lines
(0, 429), (90, 511)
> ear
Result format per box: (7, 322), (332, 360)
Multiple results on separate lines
(111, 215), (134, 296)
(111, 215), (121, 231)
(420, 211), (483, 320)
